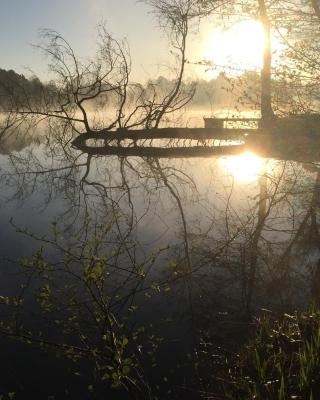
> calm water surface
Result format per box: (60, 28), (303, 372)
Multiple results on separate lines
(0, 122), (319, 398)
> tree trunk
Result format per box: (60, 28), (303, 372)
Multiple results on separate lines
(258, 0), (275, 127)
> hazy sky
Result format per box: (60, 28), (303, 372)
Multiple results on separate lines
(0, 0), (211, 82)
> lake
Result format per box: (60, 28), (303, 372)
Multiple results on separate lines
(0, 112), (319, 399)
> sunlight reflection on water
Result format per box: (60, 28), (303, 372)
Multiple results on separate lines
(218, 151), (267, 182)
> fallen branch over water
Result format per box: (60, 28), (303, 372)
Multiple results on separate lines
(72, 127), (257, 144)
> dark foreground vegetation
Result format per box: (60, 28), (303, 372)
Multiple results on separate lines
(213, 308), (320, 399)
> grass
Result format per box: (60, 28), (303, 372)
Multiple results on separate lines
(221, 307), (320, 399)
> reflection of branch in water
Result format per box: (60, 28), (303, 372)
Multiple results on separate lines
(269, 169), (320, 281)
(151, 158), (191, 271)
(246, 172), (268, 313)
(72, 139), (246, 159)
(245, 162), (291, 312)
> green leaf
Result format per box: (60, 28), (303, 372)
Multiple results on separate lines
(122, 365), (131, 375)
(101, 373), (110, 381)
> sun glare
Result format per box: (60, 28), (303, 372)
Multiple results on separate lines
(204, 20), (275, 75)
(219, 151), (265, 182)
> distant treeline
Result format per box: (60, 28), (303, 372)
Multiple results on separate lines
(135, 71), (261, 110)
(0, 68), (56, 108)
(0, 67), (260, 110)
(0, 69), (54, 107)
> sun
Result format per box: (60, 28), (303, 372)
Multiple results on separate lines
(219, 151), (266, 182)
(204, 20), (278, 75)
(205, 20), (265, 71)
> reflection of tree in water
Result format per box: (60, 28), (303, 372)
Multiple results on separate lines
(3, 122), (320, 286)
(2, 117), (320, 397)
